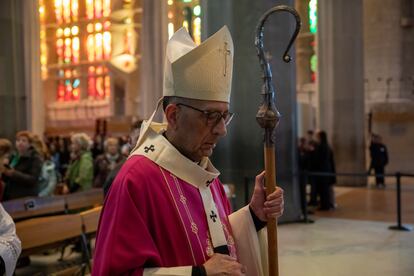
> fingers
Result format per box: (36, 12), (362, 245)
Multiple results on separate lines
(266, 187), (284, 201)
(255, 170), (265, 183)
(264, 187), (284, 218)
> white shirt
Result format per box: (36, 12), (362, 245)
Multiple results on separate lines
(0, 204), (21, 276)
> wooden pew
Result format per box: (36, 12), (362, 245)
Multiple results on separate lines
(2, 195), (66, 221)
(65, 188), (103, 211)
(16, 213), (83, 256)
(3, 188), (104, 220)
(80, 206), (102, 234)
(79, 206), (102, 270)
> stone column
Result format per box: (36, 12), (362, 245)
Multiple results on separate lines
(318, 0), (366, 185)
(139, 0), (168, 120)
(23, 0), (44, 136)
(204, 0), (302, 222)
(0, 0), (27, 140)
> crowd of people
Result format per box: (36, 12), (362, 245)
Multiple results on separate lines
(0, 120), (142, 202)
(298, 130), (390, 212)
(298, 130), (337, 211)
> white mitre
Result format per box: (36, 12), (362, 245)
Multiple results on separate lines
(164, 25), (234, 102)
(133, 26), (234, 150)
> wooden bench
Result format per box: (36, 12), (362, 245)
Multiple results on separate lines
(3, 188), (104, 220)
(80, 206), (102, 234)
(65, 188), (103, 211)
(2, 195), (66, 221)
(16, 213), (83, 256)
(16, 206), (102, 275)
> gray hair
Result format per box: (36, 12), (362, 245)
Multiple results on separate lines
(71, 133), (92, 151)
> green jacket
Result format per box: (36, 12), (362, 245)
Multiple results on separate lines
(66, 151), (93, 192)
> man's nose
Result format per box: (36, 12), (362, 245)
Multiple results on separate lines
(212, 118), (227, 137)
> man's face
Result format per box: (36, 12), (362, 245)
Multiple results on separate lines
(173, 100), (229, 162)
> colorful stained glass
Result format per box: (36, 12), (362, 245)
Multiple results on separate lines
(103, 0), (111, 17)
(95, 22), (103, 32)
(309, 0), (317, 34)
(64, 27), (70, 37)
(56, 28), (63, 37)
(71, 0), (78, 21)
(95, 0), (102, 18)
(193, 5), (201, 16)
(95, 33), (103, 60)
(104, 21), (111, 30)
(104, 75), (110, 98)
(86, 0), (94, 19)
(71, 26), (79, 35)
(193, 17), (201, 45)
(103, 31), (111, 59)
(63, 0), (71, 23)
(48, 0), (113, 101)
(55, 0), (63, 24)
(168, 23), (174, 39)
(72, 37), (79, 63)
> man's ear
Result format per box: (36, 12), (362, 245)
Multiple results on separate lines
(165, 104), (179, 130)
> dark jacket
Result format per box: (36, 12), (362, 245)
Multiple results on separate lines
(3, 147), (43, 200)
(370, 142), (388, 168)
(312, 144), (336, 185)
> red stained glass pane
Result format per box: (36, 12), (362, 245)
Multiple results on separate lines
(104, 75), (110, 98)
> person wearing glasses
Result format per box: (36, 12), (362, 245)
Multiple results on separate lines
(93, 26), (284, 276)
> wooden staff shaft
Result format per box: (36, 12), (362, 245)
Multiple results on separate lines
(264, 145), (278, 276)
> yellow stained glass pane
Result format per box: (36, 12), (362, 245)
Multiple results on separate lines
(71, 0), (78, 21)
(95, 0), (102, 18)
(193, 17), (201, 45)
(103, 0), (111, 17)
(64, 27), (71, 36)
(95, 22), (103, 32)
(55, 0), (63, 24)
(71, 26), (79, 35)
(87, 23), (94, 33)
(103, 31), (111, 59)
(56, 38), (64, 47)
(72, 37), (79, 62)
(95, 33), (103, 60)
(86, 0), (94, 19)
(63, 0), (71, 23)
(87, 35), (95, 61)
(56, 28), (63, 37)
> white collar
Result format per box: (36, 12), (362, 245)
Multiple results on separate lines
(130, 123), (220, 189)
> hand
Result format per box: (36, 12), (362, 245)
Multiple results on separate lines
(249, 171), (284, 221)
(203, 253), (246, 275)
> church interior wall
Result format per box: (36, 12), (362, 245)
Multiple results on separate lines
(364, 0), (414, 174)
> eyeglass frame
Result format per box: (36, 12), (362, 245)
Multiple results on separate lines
(176, 103), (234, 126)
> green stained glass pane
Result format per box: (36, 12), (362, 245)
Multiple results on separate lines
(309, 0), (317, 34)
(310, 54), (317, 73)
(193, 5), (201, 16)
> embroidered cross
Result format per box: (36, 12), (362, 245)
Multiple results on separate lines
(144, 144), (155, 153)
(221, 42), (231, 76)
(210, 210), (217, 223)
(206, 179), (214, 187)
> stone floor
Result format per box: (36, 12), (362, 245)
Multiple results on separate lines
(279, 218), (414, 276)
(15, 185), (414, 275)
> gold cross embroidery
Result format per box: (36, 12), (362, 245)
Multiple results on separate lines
(222, 42), (231, 76)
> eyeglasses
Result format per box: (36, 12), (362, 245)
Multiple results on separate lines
(176, 103), (234, 126)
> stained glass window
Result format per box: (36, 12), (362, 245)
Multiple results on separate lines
(39, 0), (48, 79)
(41, 0), (112, 102)
(167, 0), (201, 45)
(309, 0), (318, 83)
